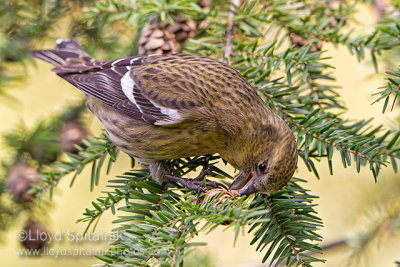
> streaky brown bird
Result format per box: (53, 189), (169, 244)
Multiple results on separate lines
(31, 38), (298, 195)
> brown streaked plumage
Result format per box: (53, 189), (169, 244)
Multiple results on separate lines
(31, 38), (298, 195)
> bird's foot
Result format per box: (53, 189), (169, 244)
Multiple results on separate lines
(165, 169), (227, 193)
(194, 168), (228, 190)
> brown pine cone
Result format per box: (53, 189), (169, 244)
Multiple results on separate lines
(198, 0), (210, 9)
(203, 188), (239, 205)
(322, 0), (347, 28)
(138, 1), (209, 55)
(21, 220), (49, 251)
(139, 26), (179, 55)
(198, 188), (240, 225)
(5, 163), (39, 202)
(289, 33), (323, 52)
(59, 120), (87, 154)
(138, 19), (197, 55)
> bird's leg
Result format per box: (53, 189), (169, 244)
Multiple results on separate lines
(192, 154), (211, 184)
(188, 155), (228, 191)
(164, 171), (227, 193)
(150, 159), (227, 193)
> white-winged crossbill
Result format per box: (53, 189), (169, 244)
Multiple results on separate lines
(31, 39), (298, 195)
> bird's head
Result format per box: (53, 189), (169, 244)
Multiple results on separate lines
(228, 123), (298, 195)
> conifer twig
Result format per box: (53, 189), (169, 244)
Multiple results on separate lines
(261, 93), (379, 164)
(277, 239), (347, 266)
(265, 195), (307, 267)
(224, 0), (240, 64)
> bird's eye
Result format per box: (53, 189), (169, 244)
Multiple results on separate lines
(258, 162), (268, 173)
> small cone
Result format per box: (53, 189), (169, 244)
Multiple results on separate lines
(5, 163), (39, 202)
(59, 120), (87, 154)
(138, 1), (209, 55)
(21, 220), (48, 252)
(289, 33), (323, 52)
(322, 0), (347, 27)
(196, 188), (239, 226)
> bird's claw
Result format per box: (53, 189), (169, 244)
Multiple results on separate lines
(194, 168), (228, 191)
(184, 178), (222, 193)
(165, 169), (227, 193)
(193, 168), (212, 182)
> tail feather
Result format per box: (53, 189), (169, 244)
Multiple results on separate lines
(31, 38), (98, 73)
(30, 38), (130, 110)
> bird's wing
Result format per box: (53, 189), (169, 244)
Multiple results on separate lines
(127, 54), (210, 126)
(74, 53), (255, 126)
(60, 54), (232, 126)
(56, 55), (199, 125)
(116, 56), (188, 126)
(32, 39), (253, 126)
(126, 54), (252, 126)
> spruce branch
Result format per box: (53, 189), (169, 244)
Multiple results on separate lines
(0, 0), (97, 90)
(373, 66), (400, 113)
(248, 178), (323, 266)
(265, 195), (307, 267)
(261, 0), (400, 72)
(232, 40), (400, 178)
(78, 191), (125, 234)
(279, 108), (400, 179)
(277, 239), (348, 266)
(2, 100), (87, 168)
(306, 73), (327, 114)
(32, 134), (118, 198)
(283, 111), (376, 163)
(78, 165), (322, 266)
(236, 44), (400, 178)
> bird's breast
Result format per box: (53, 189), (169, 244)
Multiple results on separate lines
(86, 96), (224, 161)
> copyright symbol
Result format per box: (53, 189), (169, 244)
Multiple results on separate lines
(17, 230), (28, 241)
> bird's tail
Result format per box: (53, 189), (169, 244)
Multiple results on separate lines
(31, 38), (98, 74)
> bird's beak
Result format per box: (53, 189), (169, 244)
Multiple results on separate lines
(230, 171), (256, 195)
(238, 180), (256, 196)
